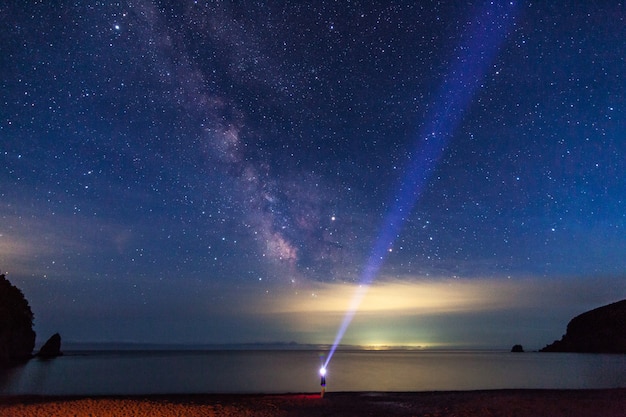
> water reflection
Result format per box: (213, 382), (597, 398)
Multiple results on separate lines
(1, 350), (624, 395)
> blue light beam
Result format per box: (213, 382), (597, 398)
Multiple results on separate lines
(324, 1), (520, 369)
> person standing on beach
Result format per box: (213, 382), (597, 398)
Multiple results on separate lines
(320, 367), (327, 398)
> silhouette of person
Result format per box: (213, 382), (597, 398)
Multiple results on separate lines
(320, 367), (327, 398)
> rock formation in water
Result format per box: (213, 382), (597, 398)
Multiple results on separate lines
(0, 274), (36, 366)
(540, 299), (626, 353)
(37, 332), (63, 358)
(511, 344), (524, 352)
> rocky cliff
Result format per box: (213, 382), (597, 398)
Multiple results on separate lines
(540, 299), (626, 353)
(0, 274), (36, 366)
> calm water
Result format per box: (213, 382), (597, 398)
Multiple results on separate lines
(1, 350), (624, 395)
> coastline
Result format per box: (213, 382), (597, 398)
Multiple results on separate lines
(2, 389), (625, 417)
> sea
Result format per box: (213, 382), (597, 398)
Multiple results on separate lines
(1, 349), (625, 395)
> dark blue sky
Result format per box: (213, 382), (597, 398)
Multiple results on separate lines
(1, 1), (624, 349)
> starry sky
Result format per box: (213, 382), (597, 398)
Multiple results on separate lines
(1, 1), (625, 350)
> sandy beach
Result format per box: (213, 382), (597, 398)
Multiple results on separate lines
(1, 389), (625, 417)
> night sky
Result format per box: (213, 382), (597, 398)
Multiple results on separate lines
(2, 1), (625, 350)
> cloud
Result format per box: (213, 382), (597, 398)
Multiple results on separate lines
(266, 277), (530, 316)
(232, 274), (626, 346)
(0, 203), (140, 279)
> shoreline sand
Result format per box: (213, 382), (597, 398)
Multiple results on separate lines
(1, 389), (625, 417)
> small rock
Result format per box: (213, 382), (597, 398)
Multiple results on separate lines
(37, 333), (63, 358)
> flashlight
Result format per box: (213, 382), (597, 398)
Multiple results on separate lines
(319, 366), (327, 397)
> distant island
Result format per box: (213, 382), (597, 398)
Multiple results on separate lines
(540, 299), (626, 353)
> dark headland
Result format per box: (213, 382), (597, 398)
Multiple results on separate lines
(540, 299), (626, 353)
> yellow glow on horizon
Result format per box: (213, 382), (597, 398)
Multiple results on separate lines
(357, 342), (430, 350)
(235, 275), (544, 346)
(265, 277), (533, 316)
